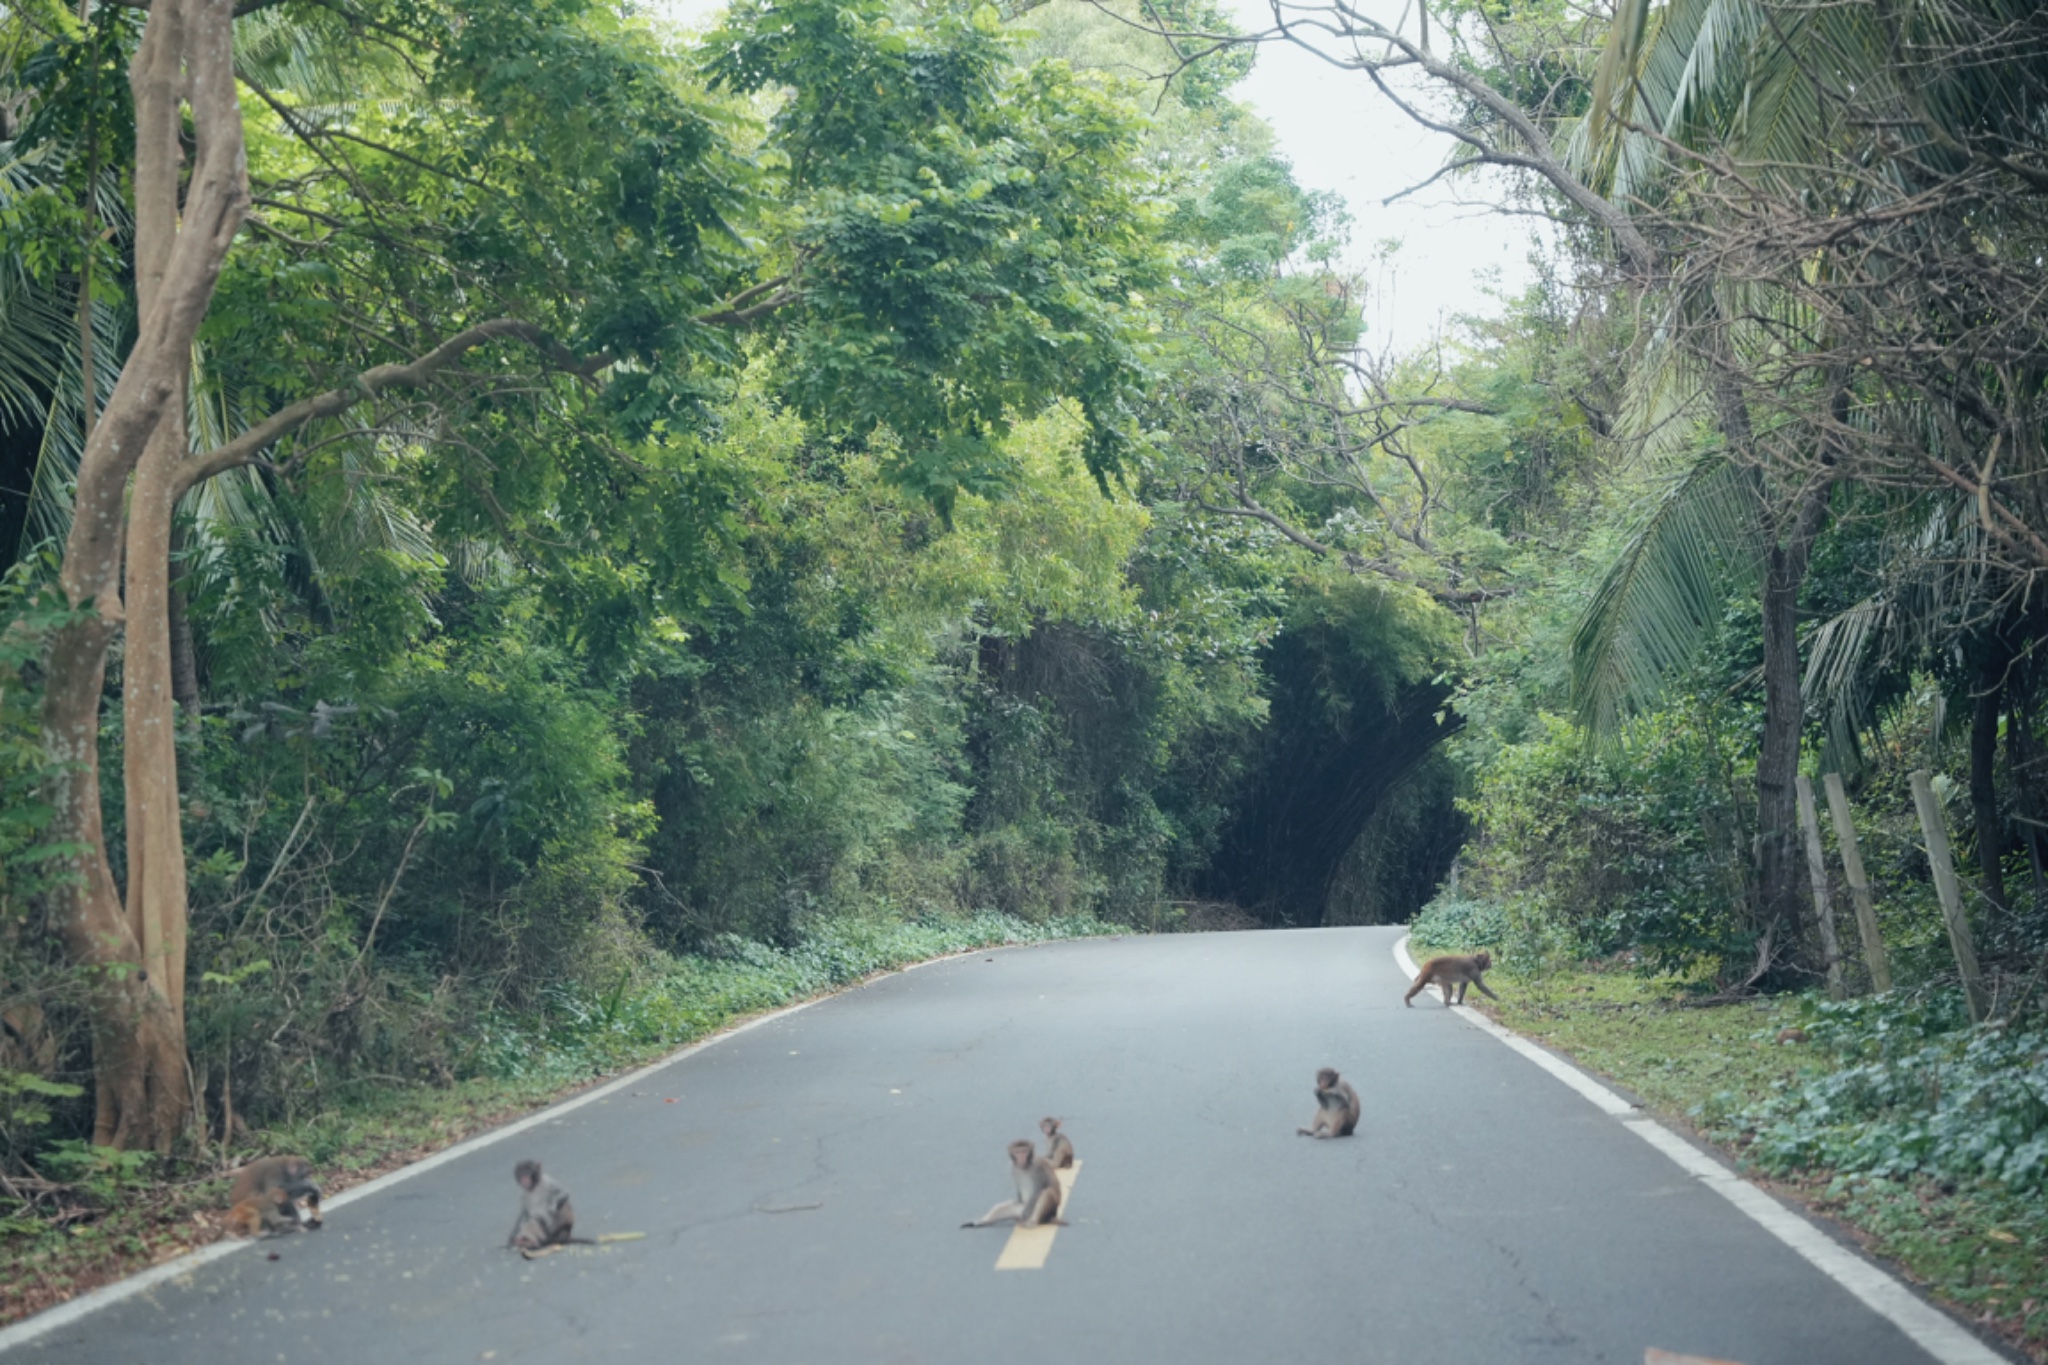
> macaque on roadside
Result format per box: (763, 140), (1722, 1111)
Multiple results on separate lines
(225, 1156), (322, 1237)
(1404, 951), (1499, 1007)
(961, 1140), (1064, 1229)
(1296, 1067), (1360, 1139)
(1039, 1117), (1074, 1169)
(225, 1186), (305, 1238)
(508, 1159), (591, 1258)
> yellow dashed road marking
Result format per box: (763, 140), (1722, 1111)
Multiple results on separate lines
(994, 1162), (1080, 1271)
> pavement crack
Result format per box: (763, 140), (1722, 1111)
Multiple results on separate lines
(659, 1117), (875, 1246)
(750, 1113), (872, 1212)
(1484, 1232), (1595, 1358)
(1392, 1187), (1597, 1360)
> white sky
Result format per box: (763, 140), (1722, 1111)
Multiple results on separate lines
(653, 0), (1545, 350)
(1220, 0), (1547, 348)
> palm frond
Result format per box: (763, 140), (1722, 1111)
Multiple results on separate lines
(6, 288), (121, 562)
(1801, 591), (1887, 767)
(1586, 0), (1653, 158)
(1570, 450), (1765, 734)
(1801, 492), (1993, 769)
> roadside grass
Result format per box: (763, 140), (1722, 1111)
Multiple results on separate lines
(1407, 915), (2048, 1361)
(0, 911), (1113, 1329)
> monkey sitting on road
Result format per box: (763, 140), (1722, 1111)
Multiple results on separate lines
(508, 1159), (594, 1259)
(962, 1140), (1065, 1229)
(225, 1155), (322, 1237)
(1404, 951), (1499, 1007)
(1296, 1067), (1360, 1139)
(1039, 1117), (1074, 1169)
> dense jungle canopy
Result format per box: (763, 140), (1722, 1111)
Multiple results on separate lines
(2, 0), (2048, 1202)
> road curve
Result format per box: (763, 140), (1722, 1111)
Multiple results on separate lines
(3, 927), (2009, 1365)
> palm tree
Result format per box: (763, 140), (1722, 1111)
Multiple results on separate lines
(1569, 0), (2048, 977)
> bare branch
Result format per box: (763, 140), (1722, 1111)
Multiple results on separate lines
(175, 319), (607, 497)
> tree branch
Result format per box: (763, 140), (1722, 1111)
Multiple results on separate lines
(174, 319), (606, 498)
(1082, 0), (1658, 274)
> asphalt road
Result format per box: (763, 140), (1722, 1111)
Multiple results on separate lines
(5, 928), (2004, 1364)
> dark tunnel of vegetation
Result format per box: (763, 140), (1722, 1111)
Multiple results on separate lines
(1195, 586), (1465, 928)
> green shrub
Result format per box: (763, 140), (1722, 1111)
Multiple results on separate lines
(1450, 709), (1756, 977)
(1406, 894), (1510, 957)
(1722, 994), (2048, 1192)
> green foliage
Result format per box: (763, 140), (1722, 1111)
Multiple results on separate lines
(37, 1141), (151, 1204)
(1570, 454), (1764, 735)
(1451, 708), (1757, 975)
(1731, 996), (2048, 1192)
(704, 0), (1161, 511)
(0, 555), (83, 925)
(1405, 892), (1511, 958)
(1168, 154), (1348, 279)
(0, 1070), (82, 1156)
(627, 394), (1268, 944)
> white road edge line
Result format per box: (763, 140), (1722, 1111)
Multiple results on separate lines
(1392, 935), (2009, 1365)
(0, 942), (1019, 1356)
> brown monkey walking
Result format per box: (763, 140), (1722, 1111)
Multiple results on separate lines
(1039, 1117), (1074, 1169)
(1296, 1067), (1360, 1139)
(1404, 951), (1499, 1007)
(225, 1155), (322, 1236)
(508, 1159), (593, 1258)
(962, 1140), (1065, 1229)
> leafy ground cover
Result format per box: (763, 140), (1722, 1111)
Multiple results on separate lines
(1409, 909), (2048, 1361)
(0, 912), (1110, 1328)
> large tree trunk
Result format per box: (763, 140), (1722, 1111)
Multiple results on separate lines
(1711, 346), (1833, 980)
(37, 0), (248, 1151)
(1751, 482), (1831, 980)
(43, 615), (188, 1148)
(126, 403), (193, 1024)
(1753, 549), (1805, 965)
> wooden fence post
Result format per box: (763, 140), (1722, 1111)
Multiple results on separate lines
(1821, 772), (1891, 993)
(1908, 769), (1990, 1022)
(1794, 775), (1845, 999)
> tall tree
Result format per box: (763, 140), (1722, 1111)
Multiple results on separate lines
(39, 0), (248, 1151)
(10, 0), (1157, 1149)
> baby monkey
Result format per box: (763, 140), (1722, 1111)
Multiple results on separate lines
(1404, 950), (1499, 1007)
(225, 1155), (322, 1237)
(962, 1140), (1065, 1229)
(1297, 1067), (1361, 1139)
(508, 1159), (592, 1259)
(1038, 1117), (1074, 1169)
